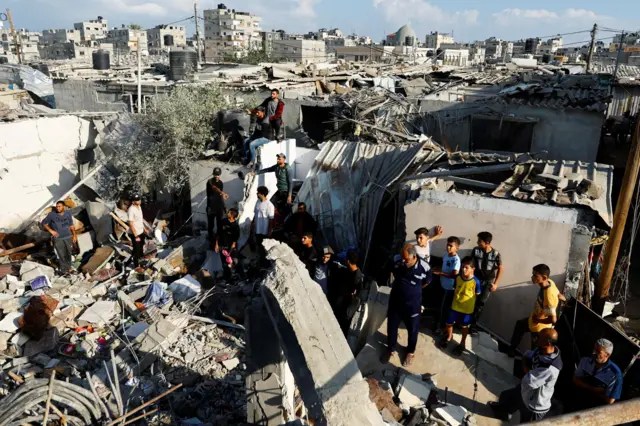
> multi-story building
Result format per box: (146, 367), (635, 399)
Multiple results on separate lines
(40, 29), (82, 46)
(335, 45), (394, 62)
(425, 31), (454, 50)
(259, 31), (283, 57)
(525, 38), (541, 54)
(537, 37), (563, 56)
(271, 39), (328, 64)
(0, 29), (41, 62)
(441, 48), (469, 67)
(147, 24), (187, 54)
(203, 4), (262, 61)
(484, 37), (503, 59)
(74, 17), (108, 42)
(104, 27), (148, 54)
(469, 46), (486, 64)
(38, 42), (94, 61)
(501, 41), (514, 61)
(512, 41), (526, 56)
(325, 37), (356, 52)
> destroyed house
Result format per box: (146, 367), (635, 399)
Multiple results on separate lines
(298, 144), (612, 344)
(415, 74), (611, 163)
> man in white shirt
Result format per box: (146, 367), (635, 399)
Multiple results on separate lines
(251, 185), (275, 265)
(128, 195), (146, 267)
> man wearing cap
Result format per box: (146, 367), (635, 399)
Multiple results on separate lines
(252, 153), (293, 216)
(573, 338), (623, 408)
(313, 245), (338, 296)
(128, 195), (147, 267)
(207, 167), (229, 246)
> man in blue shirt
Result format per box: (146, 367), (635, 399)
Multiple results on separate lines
(42, 201), (77, 274)
(381, 244), (432, 367)
(573, 338), (623, 407)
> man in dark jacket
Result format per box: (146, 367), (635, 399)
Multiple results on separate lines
(206, 167), (229, 245)
(284, 202), (317, 249)
(215, 208), (240, 280)
(248, 89), (285, 140)
(251, 153), (293, 216)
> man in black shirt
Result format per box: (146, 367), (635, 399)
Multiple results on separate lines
(471, 231), (504, 326)
(243, 107), (271, 168)
(206, 167), (229, 247)
(215, 208), (240, 280)
(296, 231), (318, 274)
(336, 250), (364, 334)
(284, 202), (317, 249)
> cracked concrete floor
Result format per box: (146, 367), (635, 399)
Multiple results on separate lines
(356, 319), (519, 426)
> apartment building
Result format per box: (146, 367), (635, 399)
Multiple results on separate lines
(425, 31), (454, 50)
(41, 29), (82, 46)
(73, 17), (108, 42)
(0, 30), (42, 62)
(203, 4), (262, 61)
(105, 27), (148, 54)
(147, 24), (187, 53)
(271, 39), (329, 64)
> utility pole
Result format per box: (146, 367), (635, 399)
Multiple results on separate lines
(6, 9), (21, 64)
(613, 31), (626, 84)
(137, 36), (142, 114)
(586, 23), (598, 73)
(594, 114), (640, 315)
(194, 1), (202, 66)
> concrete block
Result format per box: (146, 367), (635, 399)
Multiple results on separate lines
(396, 374), (432, 408)
(77, 300), (118, 326)
(260, 241), (384, 426)
(222, 357), (240, 370)
(20, 261), (55, 281)
(23, 327), (59, 357)
(0, 312), (23, 332)
(76, 232), (94, 256)
(10, 332), (30, 347)
(85, 202), (113, 245)
(435, 405), (469, 426)
(0, 331), (11, 351)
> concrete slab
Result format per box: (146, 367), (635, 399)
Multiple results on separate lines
(76, 232), (94, 256)
(77, 300), (118, 326)
(435, 405), (469, 426)
(20, 261), (55, 281)
(356, 320), (519, 426)
(397, 374), (433, 407)
(0, 312), (23, 332)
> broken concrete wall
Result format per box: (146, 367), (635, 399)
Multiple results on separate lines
(416, 102), (603, 163)
(0, 116), (94, 232)
(402, 189), (585, 344)
(261, 241), (384, 426)
(53, 80), (128, 112)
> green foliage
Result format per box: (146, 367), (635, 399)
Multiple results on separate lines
(102, 84), (230, 197)
(129, 24), (142, 30)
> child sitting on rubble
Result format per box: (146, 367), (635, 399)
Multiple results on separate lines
(439, 256), (481, 355)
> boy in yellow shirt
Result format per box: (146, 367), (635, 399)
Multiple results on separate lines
(439, 257), (482, 355)
(509, 264), (563, 357)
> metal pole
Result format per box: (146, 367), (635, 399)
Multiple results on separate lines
(521, 397), (640, 426)
(194, 1), (202, 65)
(612, 31), (625, 83)
(137, 36), (142, 114)
(594, 107), (640, 315)
(586, 23), (598, 73)
(6, 9), (21, 64)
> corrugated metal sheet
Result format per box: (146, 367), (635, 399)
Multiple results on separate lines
(594, 64), (640, 79)
(608, 85), (640, 117)
(297, 141), (443, 264)
(492, 161), (613, 227)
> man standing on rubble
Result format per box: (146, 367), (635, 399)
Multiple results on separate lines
(251, 153), (293, 217)
(128, 195), (147, 267)
(42, 201), (77, 275)
(489, 328), (562, 423)
(251, 186), (275, 266)
(207, 167), (229, 247)
(382, 244), (432, 367)
(471, 231), (504, 330)
(215, 208), (240, 280)
(247, 89), (285, 140)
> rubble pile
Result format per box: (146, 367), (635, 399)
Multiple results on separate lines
(330, 88), (424, 144)
(0, 203), (254, 425)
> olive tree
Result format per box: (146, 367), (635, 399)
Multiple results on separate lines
(101, 84), (229, 198)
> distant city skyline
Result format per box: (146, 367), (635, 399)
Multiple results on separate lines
(4, 0), (640, 45)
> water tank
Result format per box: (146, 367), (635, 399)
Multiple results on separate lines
(30, 63), (50, 76)
(0, 56), (9, 64)
(92, 50), (110, 70)
(169, 48), (197, 81)
(164, 34), (174, 47)
(405, 36), (415, 47)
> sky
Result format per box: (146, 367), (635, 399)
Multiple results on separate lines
(4, 0), (640, 46)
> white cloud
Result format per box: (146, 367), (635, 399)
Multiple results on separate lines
(293, 0), (320, 18)
(374, 0), (479, 28)
(102, 0), (168, 16)
(493, 8), (612, 26)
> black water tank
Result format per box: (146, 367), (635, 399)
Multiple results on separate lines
(92, 50), (110, 70)
(169, 48), (197, 81)
(0, 56), (9, 64)
(164, 34), (174, 47)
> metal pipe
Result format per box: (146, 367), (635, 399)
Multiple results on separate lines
(403, 163), (514, 181)
(437, 176), (499, 190)
(42, 371), (56, 425)
(522, 397), (640, 425)
(106, 384), (183, 426)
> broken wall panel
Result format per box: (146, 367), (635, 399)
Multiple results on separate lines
(260, 240), (384, 426)
(0, 116), (94, 232)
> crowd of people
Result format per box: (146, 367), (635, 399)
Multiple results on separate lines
(377, 227), (624, 422)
